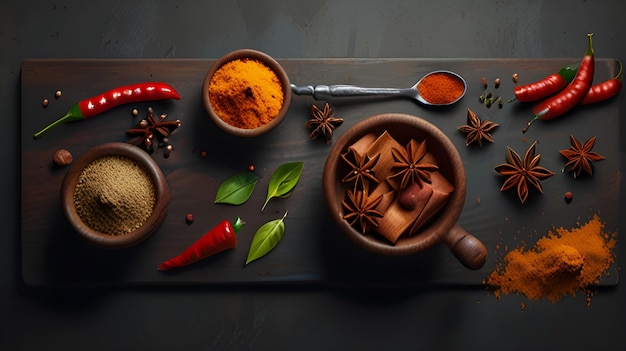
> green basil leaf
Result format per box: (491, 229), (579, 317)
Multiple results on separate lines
(214, 172), (260, 205)
(262, 162), (304, 211)
(245, 211), (288, 265)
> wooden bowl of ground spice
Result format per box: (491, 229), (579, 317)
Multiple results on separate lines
(322, 113), (487, 270)
(61, 142), (170, 249)
(202, 49), (292, 137)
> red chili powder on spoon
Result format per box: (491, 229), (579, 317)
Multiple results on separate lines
(417, 72), (465, 104)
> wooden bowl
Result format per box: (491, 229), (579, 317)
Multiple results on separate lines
(61, 142), (170, 249)
(202, 49), (292, 137)
(322, 113), (487, 269)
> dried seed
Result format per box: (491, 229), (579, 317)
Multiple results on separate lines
(564, 191), (573, 203)
(494, 78), (501, 88)
(185, 213), (194, 224)
(481, 76), (488, 89)
(485, 98), (493, 108)
(248, 164), (255, 172)
(512, 73), (519, 83)
(132, 108), (139, 116)
(55, 90), (62, 99)
(53, 149), (73, 166)
(42, 98), (49, 107)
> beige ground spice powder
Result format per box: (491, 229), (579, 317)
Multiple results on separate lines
(73, 155), (156, 235)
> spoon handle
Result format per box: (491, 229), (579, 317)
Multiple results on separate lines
(291, 84), (412, 100)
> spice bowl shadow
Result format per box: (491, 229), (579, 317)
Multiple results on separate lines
(61, 142), (170, 249)
(322, 113), (487, 270)
(202, 49), (292, 137)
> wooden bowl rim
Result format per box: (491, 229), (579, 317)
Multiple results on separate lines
(202, 48), (292, 137)
(60, 142), (170, 249)
(322, 113), (466, 256)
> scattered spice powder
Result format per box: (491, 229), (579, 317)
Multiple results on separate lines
(417, 72), (465, 105)
(484, 214), (617, 303)
(209, 58), (284, 129)
(74, 155), (156, 235)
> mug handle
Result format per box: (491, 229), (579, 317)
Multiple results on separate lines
(443, 223), (488, 270)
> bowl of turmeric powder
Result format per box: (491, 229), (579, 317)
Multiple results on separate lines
(202, 49), (292, 137)
(61, 142), (170, 249)
(322, 113), (487, 270)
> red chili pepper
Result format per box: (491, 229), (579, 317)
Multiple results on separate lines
(579, 59), (623, 105)
(514, 62), (578, 102)
(157, 217), (245, 271)
(33, 82), (181, 139)
(523, 34), (595, 133)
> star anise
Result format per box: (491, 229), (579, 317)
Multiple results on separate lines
(387, 139), (438, 189)
(341, 148), (380, 191)
(559, 134), (605, 178)
(494, 141), (555, 204)
(126, 107), (181, 155)
(342, 187), (384, 234)
(305, 102), (343, 144)
(457, 108), (499, 146)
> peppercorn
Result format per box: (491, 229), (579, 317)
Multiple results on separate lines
(185, 213), (194, 224)
(494, 78), (501, 88)
(248, 164), (255, 172)
(53, 149), (73, 166)
(564, 191), (573, 203)
(132, 108), (139, 116)
(55, 90), (62, 99)
(163, 144), (173, 159)
(42, 98), (49, 107)
(200, 151), (207, 158)
(512, 73), (519, 83)
(481, 76), (488, 89)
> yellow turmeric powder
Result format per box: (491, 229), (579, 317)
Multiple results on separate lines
(209, 58), (284, 129)
(484, 214), (617, 303)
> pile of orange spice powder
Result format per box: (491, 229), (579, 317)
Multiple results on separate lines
(416, 72), (465, 104)
(208, 58), (283, 129)
(483, 214), (617, 304)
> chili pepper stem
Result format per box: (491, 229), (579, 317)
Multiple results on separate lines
(33, 104), (84, 139)
(34, 112), (69, 139)
(522, 115), (541, 133)
(232, 217), (246, 232)
(585, 33), (594, 57)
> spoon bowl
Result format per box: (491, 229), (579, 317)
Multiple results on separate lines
(290, 70), (466, 106)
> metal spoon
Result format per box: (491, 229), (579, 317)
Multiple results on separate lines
(290, 70), (466, 106)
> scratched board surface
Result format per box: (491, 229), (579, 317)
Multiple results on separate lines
(21, 58), (620, 287)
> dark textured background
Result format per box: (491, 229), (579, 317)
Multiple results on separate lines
(3, 1), (625, 350)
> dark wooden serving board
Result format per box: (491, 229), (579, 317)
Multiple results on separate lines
(21, 58), (620, 288)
